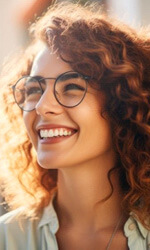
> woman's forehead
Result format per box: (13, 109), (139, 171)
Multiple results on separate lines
(30, 46), (72, 78)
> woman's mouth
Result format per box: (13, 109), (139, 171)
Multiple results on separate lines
(38, 128), (77, 144)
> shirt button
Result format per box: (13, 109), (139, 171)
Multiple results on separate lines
(128, 223), (136, 231)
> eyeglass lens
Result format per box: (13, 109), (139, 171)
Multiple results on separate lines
(13, 72), (87, 111)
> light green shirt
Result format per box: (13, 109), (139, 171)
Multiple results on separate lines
(0, 199), (150, 250)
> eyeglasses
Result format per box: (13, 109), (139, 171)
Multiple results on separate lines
(12, 71), (90, 112)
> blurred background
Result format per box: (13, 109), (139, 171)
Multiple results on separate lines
(0, 0), (150, 69)
(0, 0), (150, 215)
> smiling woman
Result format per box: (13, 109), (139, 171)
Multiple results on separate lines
(0, 2), (150, 250)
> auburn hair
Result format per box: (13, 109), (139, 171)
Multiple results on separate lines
(0, 2), (150, 227)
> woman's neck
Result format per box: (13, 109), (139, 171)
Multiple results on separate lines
(54, 157), (125, 232)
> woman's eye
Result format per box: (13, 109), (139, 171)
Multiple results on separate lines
(64, 83), (85, 91)
(26, 87), (41, 96)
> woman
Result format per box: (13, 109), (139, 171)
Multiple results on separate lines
(0, 2), (150, 250)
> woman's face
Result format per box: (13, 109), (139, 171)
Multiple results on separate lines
(23, 46), (116, 169)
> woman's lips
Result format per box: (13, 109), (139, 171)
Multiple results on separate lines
(39, 133), (76, 144)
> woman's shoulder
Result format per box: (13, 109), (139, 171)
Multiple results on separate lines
(0, 208), (40, 250)
(0, 206), (40, 231)
(0, 207), (24, 224)
(0, 199), (58, 250)
(0, 207), (35, 235)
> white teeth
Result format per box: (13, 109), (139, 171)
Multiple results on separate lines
(40, 130), (44, 138)
(60, 128), (63, 136)
(48, 129), (53, 137)
(43, 130), (48, 137)
(39, 128), (74, 138)
(54, 129), (59, 136)
(64, 130), (68, 136)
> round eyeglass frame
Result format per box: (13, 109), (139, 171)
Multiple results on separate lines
(12, 71), (90, 112)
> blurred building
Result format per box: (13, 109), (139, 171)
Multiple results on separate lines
(0, 0), (150, 68)
(107, 0), (150, 28)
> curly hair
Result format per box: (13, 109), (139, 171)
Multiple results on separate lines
(0, 2), (150, 226)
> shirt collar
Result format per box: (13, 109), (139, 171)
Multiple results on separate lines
(38, 195), (148, 238)
(124, 213), (148, 239)
(135, 217), (148, 238)
(38, 193), (59, 234)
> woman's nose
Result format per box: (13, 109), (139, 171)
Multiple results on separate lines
(35, 85), (63, 117)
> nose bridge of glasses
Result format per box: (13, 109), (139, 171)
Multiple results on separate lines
(36, 77), (59, 107)
(39, 77), (56, 90)
(34, 77), (55, 98)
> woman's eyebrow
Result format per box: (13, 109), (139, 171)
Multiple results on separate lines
(60, 73), (79, 81)
(30, 75), (46, 83)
